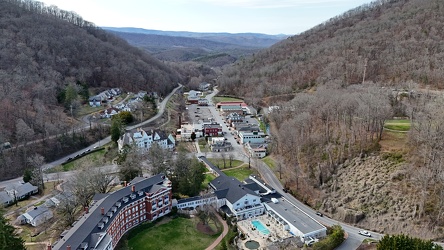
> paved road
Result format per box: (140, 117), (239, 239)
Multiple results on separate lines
(195, 89), (382, 249)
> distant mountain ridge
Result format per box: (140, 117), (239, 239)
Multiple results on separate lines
(102, 27), (288, 48)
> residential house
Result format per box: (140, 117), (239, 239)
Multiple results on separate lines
(52, 174), (172, 250)
(199, 82), (211, 91)
(88, 96), (101, 107)
(19, 206), (53, 227)
(203, 123), (222, 137)
(245, 142), (267, 158)
(0, 191), (13, 207)
(100, 108), (119, 119)
(117, 129), (175, 152)
(6, 182), (38, 201)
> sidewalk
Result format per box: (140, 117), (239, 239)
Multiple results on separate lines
(205, 212), (229, 250)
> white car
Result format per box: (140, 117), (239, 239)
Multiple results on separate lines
(358, 230), (371, 237)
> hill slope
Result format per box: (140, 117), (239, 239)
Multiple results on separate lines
(0, 0), (182, 137)
(218, 0), (444, 97)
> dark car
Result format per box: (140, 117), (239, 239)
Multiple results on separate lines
(316, 212), (323, 217)
(282, 188), (288, 193)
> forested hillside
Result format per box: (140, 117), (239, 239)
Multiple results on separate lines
(216, 0), (444, 238)
(0, 0), (183, 180)
(0, 0), (182, 141)
(218, 0), (444, 99)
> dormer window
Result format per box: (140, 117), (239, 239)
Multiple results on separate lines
(103, 217), (109, 224)
(116, 202), (121, 208)
(98, 223), (104, 230)
(123, 197), (129, 203)
(138, 191), (144, 196)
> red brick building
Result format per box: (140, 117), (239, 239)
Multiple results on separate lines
(53, 174), (172, 250)
(203, 123), (222, 137)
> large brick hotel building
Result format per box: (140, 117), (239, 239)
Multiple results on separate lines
(52, 174), (172, 250)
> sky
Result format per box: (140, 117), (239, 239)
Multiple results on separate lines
(38, 0), (375, 35)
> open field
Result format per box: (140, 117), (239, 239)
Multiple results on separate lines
(128, 217), (220, 250)
(207, 158), (244, 169)
(212, 96), (243, 103)
(384, 119), (411, 132)
(223, 167), (256, 181)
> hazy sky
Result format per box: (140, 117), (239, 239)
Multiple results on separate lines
(38, 0), (375, 35)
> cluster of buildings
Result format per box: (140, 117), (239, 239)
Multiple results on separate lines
(52, 174), (173, 250)
(94, 91), (157, 119)
(218, 101), (267, 158)
(88, 88), (122, 107)
(177, 157), (327, 244)
(117, 128), (175, 153)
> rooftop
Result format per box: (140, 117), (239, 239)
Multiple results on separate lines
(265, 199), (325, 235)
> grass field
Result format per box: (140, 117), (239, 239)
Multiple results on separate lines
(212, 96), (243, 104)
(207, 158), (244, 169)
(128, 217), (220, 250)
(262, 156), (276, 171)
(201, 173), (216, 190)
(223, 167), (255, 181)
(62, 149), (106, 171)
(384, 119), (411, 132)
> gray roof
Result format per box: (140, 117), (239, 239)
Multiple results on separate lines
(53, 174), (168, 250)
(265, 200), (325, 235)
(210, 175), (258, 204)
(0, 191), (12, 205)
(16, 183), (38, 197)
(177, 196), (204, 204)
(25, 206), (49, 219)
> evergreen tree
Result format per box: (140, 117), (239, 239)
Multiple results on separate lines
(111, 117), (123, 143)
(0, 210), (25, 250)
(377, 234), (442, 250)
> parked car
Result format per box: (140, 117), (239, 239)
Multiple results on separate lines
(358, 230), (371, 237)
(282, 188), (288, 193)
(316, 212), (323, 217)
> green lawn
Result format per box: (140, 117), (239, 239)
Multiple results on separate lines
(128, 217), (220, 250)
(262, 156), (276, 171)
(207, 158), (244, 169)
(212, 96), (243, 103)
(223, 167), (255, 181)
(201, 173), (216, 190)
(47, 149), (107, 173)
(384, 119), (411, 132)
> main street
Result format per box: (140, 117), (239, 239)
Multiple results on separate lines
(196, 88), (382, 249)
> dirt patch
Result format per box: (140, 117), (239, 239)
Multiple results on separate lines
(196, 221), (217, 235)
(357, 242), (377, 250)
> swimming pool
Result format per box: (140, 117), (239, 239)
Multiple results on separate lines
(251, 220), (270, 235)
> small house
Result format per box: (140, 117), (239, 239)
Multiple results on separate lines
(20, 206), (53, 227)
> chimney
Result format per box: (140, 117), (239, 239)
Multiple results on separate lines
(101, 207), (104, 215)
(84, 207), (89, 214)
(67, 246), (71, 250)
(47, 245), (52, 250)
(124, 181), (127, 187)
(131, 185), (136, 192)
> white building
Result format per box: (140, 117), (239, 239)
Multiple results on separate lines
(264, 198), (327, 242)
(19, 206), (53, 227)
(238, 130), (265, 144)
(118, 129), (175, 152)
